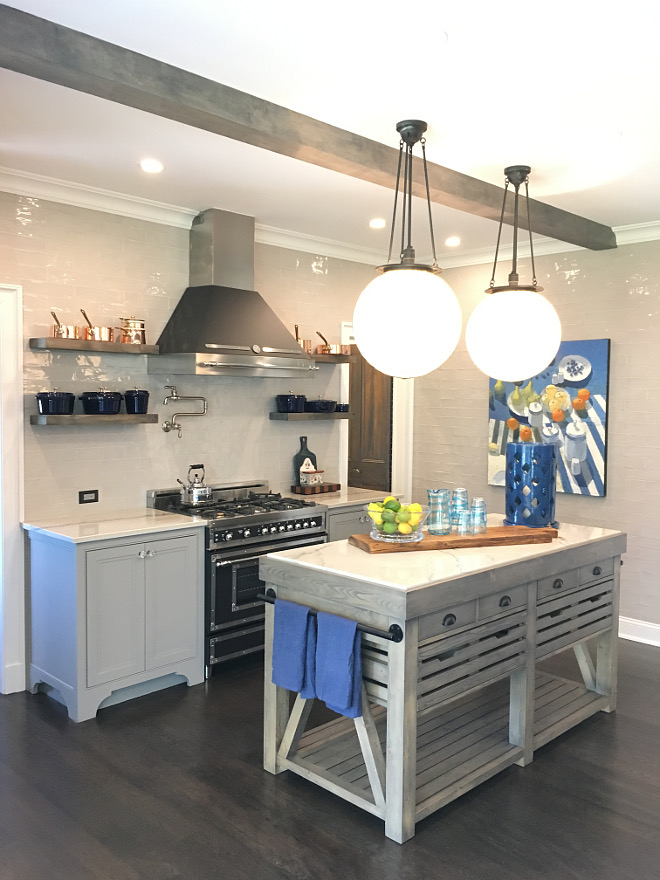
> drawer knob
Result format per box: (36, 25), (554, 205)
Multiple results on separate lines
(499, 595), (512, 608)
(553, 578), (564, 590)
(442, 613), (457, 627)
(593, 565), (602, 577)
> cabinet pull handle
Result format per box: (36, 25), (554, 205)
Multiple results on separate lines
(147, 549), (155, 558)
(553, 578), (564, 590)
(138, 550), (146, 559)
(442, 613), (457, 627)
(592, 565), (602, 577)
(499, 595), (512, 608)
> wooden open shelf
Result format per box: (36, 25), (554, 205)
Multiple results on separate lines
(269, 411), (352, 421)
(29, 337), (159, 355)
(30, 414), (158, 426)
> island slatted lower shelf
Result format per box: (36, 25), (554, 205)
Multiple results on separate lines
(281, 671), (609, 823)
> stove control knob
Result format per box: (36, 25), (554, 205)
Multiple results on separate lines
(262, 526), (270, 535)
(294, 521), (302, 529)
(243, 528), (252, 538)
(270, 525), (278, 534)
(278, 524), (286, 533)
(302, 520), (309, 528)
(309, 518), (317, 528)
(224, 531), (233, 542)
(286, 522), (294, 531)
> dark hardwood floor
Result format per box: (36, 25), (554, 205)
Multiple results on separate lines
(1, 639), (658, 880)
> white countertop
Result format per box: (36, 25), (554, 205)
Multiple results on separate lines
(22, 508), (205, 543)
(262, 516), (627, 592)
(317, 488), (399, 510)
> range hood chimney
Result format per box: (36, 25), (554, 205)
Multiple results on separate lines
(149, 208), (314, 377)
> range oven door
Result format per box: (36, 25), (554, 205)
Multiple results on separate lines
(207, 532), (326, 669)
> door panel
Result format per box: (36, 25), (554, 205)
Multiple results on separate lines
(86, 545), (145, 687)
(348, 347), (392, 489)
(145, 535), (199, 669)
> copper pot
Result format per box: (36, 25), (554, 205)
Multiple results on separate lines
(80, 309), (114, 342)
(51, 311), (79, 339)
(118, 316), (146, 345)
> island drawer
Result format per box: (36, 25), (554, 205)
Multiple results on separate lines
(537, 568), (579, 600)
(479, 583), (529, 619)
(536, 580), (614, 659)
(418, 600), (477, 641)
(417, 609), (527, 711)
(579, 558), (614, 584)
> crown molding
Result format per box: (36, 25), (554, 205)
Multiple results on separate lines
(1, 167), (659, 267)
(0, 167), (197, 228)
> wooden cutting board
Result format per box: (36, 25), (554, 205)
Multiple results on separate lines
(348, 525), (558, 554)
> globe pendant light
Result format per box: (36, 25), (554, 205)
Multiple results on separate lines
(465, 166), (562, 382)
(352, 120), (462, 379)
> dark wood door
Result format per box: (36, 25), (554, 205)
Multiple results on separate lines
(348, 347), (392, 490)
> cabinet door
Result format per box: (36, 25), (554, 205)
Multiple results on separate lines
(86, 544), (145, 687)
(144, 534), (199, 670)
(328, 507), (370, 542)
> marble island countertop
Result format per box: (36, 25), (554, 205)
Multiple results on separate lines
(21, 508), (206, 543)
(261, 515), (627, 597)
(315, 487), (395, 509)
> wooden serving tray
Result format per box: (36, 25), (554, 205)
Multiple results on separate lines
(291, 483), (341, 495)
(348, 525), (558, 553)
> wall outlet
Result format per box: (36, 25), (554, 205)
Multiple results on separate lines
(78, 489), (99, 504)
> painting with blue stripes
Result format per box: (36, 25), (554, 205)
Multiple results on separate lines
(487, 339), (610, 496)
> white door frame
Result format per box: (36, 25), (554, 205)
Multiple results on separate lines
(0, 283), (25, 693)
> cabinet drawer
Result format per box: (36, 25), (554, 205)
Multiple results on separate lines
(537, 568), (579, 600)
(579, 558), (614, 584)
(419, 600), (477, 641)
(479, 583), (529, 620)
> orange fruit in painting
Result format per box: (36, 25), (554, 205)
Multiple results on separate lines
(506, 417), (519, 430)
(572, 397), (586, 411)
(577, 388), (590, 401)
(552, 409), (565, 422)
(519, 426), (533, 441)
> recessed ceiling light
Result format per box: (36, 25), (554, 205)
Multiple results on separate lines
(369, 218), (387, 229)
(140, 158), (164, 174)
(445, 235), (461, 247)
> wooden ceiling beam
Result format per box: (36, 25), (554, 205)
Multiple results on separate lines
(0, 4), (616, 250)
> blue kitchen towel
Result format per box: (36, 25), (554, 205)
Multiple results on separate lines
(272, 599), (316, 699)
(315, 612), (362, 718)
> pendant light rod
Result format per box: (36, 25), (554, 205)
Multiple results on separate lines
(488, 165), (542, 294)
(383, 119), (440, 274)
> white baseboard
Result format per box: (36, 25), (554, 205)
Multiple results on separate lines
(618, 616), (660, 648)
(1, 661), (26, 695)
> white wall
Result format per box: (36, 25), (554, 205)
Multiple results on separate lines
(0, 192), (372, 520)
(412, 240), (660, 631)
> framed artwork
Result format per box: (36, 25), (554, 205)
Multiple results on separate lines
(487, 339), (610, 496)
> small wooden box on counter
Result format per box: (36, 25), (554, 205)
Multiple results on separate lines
(291, 483), (341, 495)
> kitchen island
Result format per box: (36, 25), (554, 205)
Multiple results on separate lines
(260, 517), (626, 843)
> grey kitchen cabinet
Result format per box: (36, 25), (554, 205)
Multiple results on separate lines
(27, 526), (204, 722)
(327, 503), (371, 542)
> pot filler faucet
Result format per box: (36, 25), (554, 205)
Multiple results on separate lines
(162, 385), (208, 438)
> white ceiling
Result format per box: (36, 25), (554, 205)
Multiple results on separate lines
(1, 0), (660, 265)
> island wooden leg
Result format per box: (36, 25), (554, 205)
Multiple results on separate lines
(384, 619), (418, 844)
(263, 599), (290, 774)
(511, 584), (537, 766)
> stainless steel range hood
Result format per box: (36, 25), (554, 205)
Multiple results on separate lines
(148, 209), (314, 377)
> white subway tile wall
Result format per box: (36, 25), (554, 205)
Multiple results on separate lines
(1, 192), (371, 520)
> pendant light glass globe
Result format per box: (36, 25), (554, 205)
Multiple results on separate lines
(353, 268), (462, 379)
(465, 289), (561, 382)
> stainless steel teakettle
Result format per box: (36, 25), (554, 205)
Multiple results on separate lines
(177, 464), (213, 506)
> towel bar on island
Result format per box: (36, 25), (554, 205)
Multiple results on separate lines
(258, 589), (403, 642)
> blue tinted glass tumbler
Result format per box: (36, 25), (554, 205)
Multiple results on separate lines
(427, 489), (451, 535)
(504, 442), (558, 528)
(451, 488), (468, 532)
(470, 497), (488, 534)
